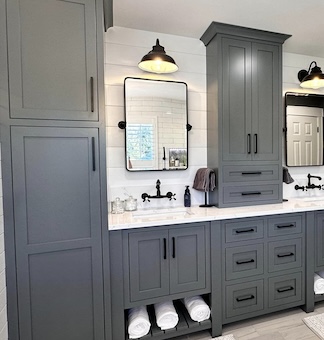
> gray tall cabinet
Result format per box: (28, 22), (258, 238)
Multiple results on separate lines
(0, 1), (111, 339)
(201, 22), (290, 207)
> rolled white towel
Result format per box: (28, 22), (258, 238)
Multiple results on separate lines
(314, 273), (324, 294)
(183, 296), (211, 322)
(128, 306), (151, 339)
(154, 301), (179, 330)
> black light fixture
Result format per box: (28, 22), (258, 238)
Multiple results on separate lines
(298, 61), (324, 89)
(138, 39), (178, 74)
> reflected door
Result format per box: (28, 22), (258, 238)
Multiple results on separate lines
(287, 115), (323, 166)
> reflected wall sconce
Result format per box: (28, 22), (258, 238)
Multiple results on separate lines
(138, 39), (178, 74)
(298, 61), (324, 89)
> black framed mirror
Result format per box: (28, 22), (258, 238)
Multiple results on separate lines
(122, 77), (189, 171)
(285, 92), (324, 166)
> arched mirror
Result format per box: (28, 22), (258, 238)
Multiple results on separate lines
(122, 77), (189, 171)
(285, 92), (324, 166)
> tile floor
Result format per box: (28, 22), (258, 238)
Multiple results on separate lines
(174, 302), (324, 339)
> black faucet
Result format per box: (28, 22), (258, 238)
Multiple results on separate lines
(306, 173), (322, 190)
(141, 179), (176, 202)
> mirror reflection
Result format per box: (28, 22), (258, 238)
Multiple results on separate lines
(285, 92), (324, 166)
(124, 77), (188, 171)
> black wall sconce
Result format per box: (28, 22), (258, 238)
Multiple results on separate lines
(298, 61), (324, 89)
(138, 39), (178, 74)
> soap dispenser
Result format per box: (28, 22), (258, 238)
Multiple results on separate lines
(184, 186), (191, 207)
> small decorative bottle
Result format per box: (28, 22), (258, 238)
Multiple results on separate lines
(184, 186), (191, 207)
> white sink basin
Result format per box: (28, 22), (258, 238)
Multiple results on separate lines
(132, 207), (194, 220)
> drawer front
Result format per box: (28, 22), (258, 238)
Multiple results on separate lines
(224, 219), (264, 243)
(268, 272), (303, 308)
(223, 165), (279, 183)
(225, 280), (264, 318)
(223, 184), (279, 204)
(268, 239), (302, 272)
(225, 244), (264, 280)
(268, 214), (303, 237)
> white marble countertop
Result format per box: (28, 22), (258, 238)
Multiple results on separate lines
(108, 197), (324, 231)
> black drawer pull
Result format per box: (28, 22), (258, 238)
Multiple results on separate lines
(277, 252), (294, 258)
(91, 137), (96, 171)
(235, 228), (255, 234)
(242, 171), (262, 175)
(241, 191), (261, 196)
(276, 224), (295, 229)
(163, 238), (167, 260)
(277, 286), (294, 293)
(254, 134), (258, 154)
(236, 259), (255, 265)
(236, 294), (255, 302)
(90, 77), (94, 112)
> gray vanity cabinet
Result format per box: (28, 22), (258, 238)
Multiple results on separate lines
(124, 223), (210, 306)
(10, 126), (105, 340)
(201, 22), (290, 207)
(7, 0), (98, 121)
(221, 213), (305, 324)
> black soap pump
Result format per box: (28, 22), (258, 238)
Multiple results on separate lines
(184, 186), (191, 207)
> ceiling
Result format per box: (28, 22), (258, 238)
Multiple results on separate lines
(114, 0), (324, 58)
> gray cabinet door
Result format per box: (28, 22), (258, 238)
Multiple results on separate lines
(221, 38), (279, 162)
(222, 37), (252, 162)
(169, 226), (206, 294)
(251, 43), (279, 161)
(128, 229), (170, 301)
(11, 126), (104, 340)
(7, 0), (98, 121)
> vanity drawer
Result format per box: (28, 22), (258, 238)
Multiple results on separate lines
(224, 219), (264, 243)
(225, 244), (264, 280)
(225, 280), (264, 319)
(223, 184), (280, 205)
(223, 165), (279, 183)
(268, 214), (303, 237)
(268, 238), (302, 272)
(268, 272), (303, 308)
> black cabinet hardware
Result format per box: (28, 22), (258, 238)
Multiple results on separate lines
(236, 294), (255, 302)
(277, 252), (294, 258)
(163, 238), (167, 260)
(90, 77), (94, 112)
(247, 134), (251, 154)
(277, 286), (294, 293)
(91, 137), (96, 171)
(172, 237), (175, 258)
(241, 191), (261, 196)
(242, 171), (262, 175)
(235, 228), (255, 234)
(236, 259), (255, 265)
(254, 134), (258, 153)
(276, 224), (295, 229)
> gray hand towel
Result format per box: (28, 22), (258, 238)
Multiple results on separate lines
(193, 168), (216, 192)
(283, 167), (294, 184)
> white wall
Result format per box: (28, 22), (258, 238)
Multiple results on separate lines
(0, 146), (7, 340)
(282, 53), (324, 199)
(104, 27), (207, 208)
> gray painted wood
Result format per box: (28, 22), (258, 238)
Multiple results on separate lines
(169, 225), (207, 294)
(202, 23), (289, 207)
(128, 229), (170, 302)
(11, 126), (104, 340)
(7, 0), (98, 121)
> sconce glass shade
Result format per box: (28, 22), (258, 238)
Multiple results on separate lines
(298, 61), (324, 89)
(138, 39), (178, 74)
